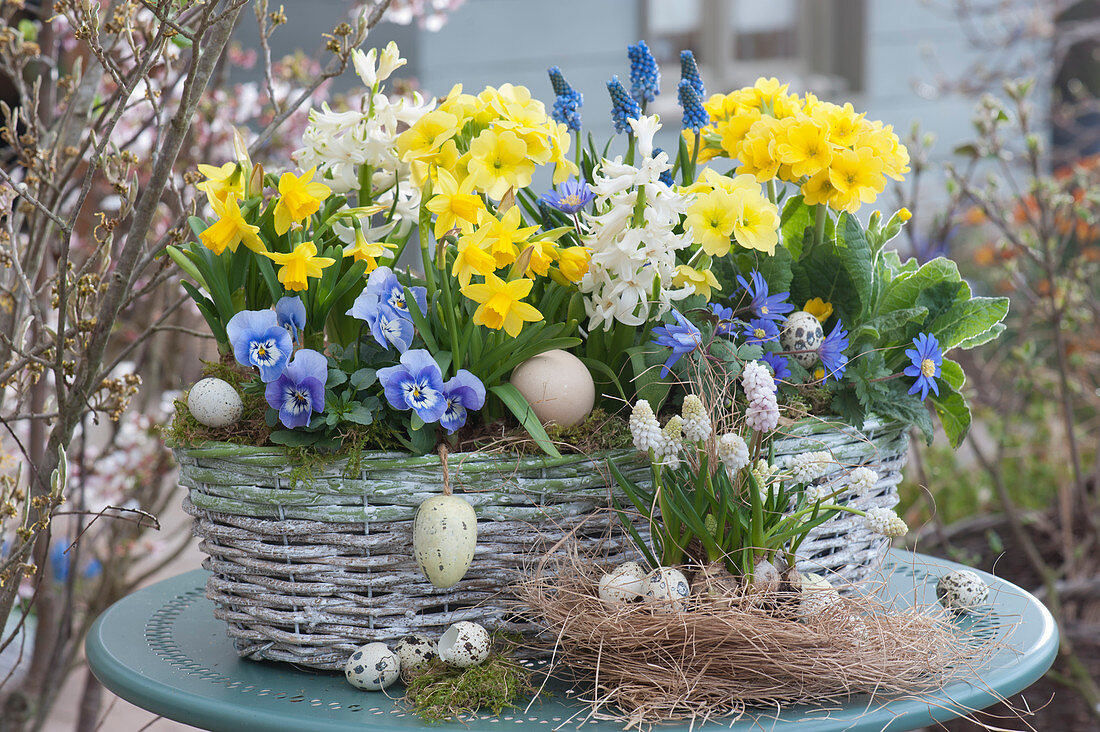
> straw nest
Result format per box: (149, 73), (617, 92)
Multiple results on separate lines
(513, 553), (993, 728)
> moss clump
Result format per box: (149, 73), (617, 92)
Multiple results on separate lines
(403, 654), (535, 723)
(165, 360), (271, 448)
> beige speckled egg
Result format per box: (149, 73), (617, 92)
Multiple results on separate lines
(394, 633), (437, 673)
(644, 567), (691, 612)
(186, 377), (243, 428)
(936, 569), (990, 613)
(598, 561), (648, 607)
(438, 621), (491, 668)
(345, 642), (400, 691)
(412, 494), (477, 589)
(780, 311), (824, 368)
(509, 349), (595, 427)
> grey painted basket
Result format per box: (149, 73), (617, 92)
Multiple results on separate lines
(176, 445), (648, 670)
(772, 417), (910, 584)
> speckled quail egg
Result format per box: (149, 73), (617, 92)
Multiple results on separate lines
(780, 311), (825, 368)
(437, 621), (491, 668)
(344, 642), (401, 691)
(186, 377), (243, 428)
(394, 633), (437, 673)
(644, 567), (691, 612)
(936, 569), (990, 613)
(794, 572), (842, 621)
(598, 561), (648, 607)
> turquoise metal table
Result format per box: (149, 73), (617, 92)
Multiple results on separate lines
(86, 551), (1057, 731)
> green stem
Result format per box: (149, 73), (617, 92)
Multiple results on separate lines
(689, 131), (701, 175)
(436, 248), (463, 370)
(766, 179), (777, 206)
(813, 204), (827, 249)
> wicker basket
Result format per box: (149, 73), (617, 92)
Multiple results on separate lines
(773, 417), (910, 584)
(177, 445), (647, 670)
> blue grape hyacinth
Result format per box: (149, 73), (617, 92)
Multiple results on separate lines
(607, 75), (641, 134)
(627, 40), (660, 104)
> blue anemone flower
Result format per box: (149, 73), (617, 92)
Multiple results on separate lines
(627, 40), (660, 104)
(440, 370), (486, 434)
(762, 352), (791, 386)
(741, 317), (780, 345)
(226, 309), (292, 382)
(903, 332), (943, 400)
(347, 266), (427, 352)
(377, 349), (447, 423)
(275, 295), (306, 343)
(607, 75), (641, 134)
(264, 348), (327, 428)
(548, 66), (583, 132)
(542, 178), (596, 214)
(710, 303), (734, 336)
(736, 270), (794, 323)
(818, 320), (850, 381)
(678, 79), (711, 132)
(650, 309), (702, 378)
(679, 50), (705, 98)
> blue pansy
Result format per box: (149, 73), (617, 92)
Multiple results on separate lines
(542, 178), (596, 214)
(651, 309), (702, 378)
(736, 270), (794, 323)
(440, 370), (486, 434)
(678, 79), (711, 132)
(548, 66), (583, 132)
(347, 266), (427, 352)
(741, 317), (780, 345)
(275, 295), (306, 343)
(627, 40), (660, 104)
(264, 348), (328, 428)
(818, 320), (850, 381)
(607, 75), (642, 134)
(903, 332), (942, 400)
(226, 309), (292, 382)
(377, 349), (447, 424)
(762, 352), (791, 386)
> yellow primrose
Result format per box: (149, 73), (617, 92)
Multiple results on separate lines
(436, 84), (479, 124)
(461, 272), (544, 337)
(396, 109), (460, 164)
(673, 265), (721, 300)
(452, 232), (498, 287)
(197, 162), (244, 205)
(466, 128), (536, 200)
(730, 189), (780, 255)
(199, 195), (265, 255)
(264, 241), (335, 291)
(273, 168), (331, 236)
(775, 118), (833, 179)
(896, 207), (913, 222)
(342, 230), (395, 274)
(827, 147), (885, 214)
(426, 168), (485, 238)
(801, 169), (836, 207)
(684, 189), (738, 257)
(816, 101), (865, 148)
(735, 117), (783, 182)
(475, 206), (539, 268)
(554, 246), (590, 283)
(803, 298), (833, 323)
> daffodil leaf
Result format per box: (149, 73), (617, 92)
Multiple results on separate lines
(489, 382), (561, 458)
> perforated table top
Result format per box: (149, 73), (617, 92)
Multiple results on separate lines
(86, 550), (1057, 732)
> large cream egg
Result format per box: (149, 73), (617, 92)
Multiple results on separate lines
(509, 349), (595, 427)
(412, 494), (477, 588)
(186, 377), (243, 428)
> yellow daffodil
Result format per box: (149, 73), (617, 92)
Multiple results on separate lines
(273, 168), (331, 235)
(199, 195), (265, 255)
(452, 232), (498, 287)
(730, 189), (780, 255)
(461, 272), (543, 337)
(263, 241), (335, 291)
(196, 162), (244, 205)
(475, 207), (538, 268)
(684, 189), (738, 256)
(827, 147), (885, 214)
(466, 128), (536, 200)
(555, 246), (590, 283)
(426, 169), (484, 238)
(775, 118), (833, 178)
(803, 298), (833, 323)
(521, 240), (556, 278)
(342, 230), (395, 274)
(673, 265), (721, 300)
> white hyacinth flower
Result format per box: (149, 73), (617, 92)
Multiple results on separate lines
(680, 395), (712, 443)
(741, 361), (779, 432)
(717, 433), (749, 473)
(864, 507), (908, 538)
(629, 399), (663, 455)
(846, 466), (880, 494)
(352, 42), (407, 88)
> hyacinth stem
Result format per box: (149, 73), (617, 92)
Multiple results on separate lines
(813, 203), (827, 248)
(690, 131), (701, 174)
(626, 133), (636, 167)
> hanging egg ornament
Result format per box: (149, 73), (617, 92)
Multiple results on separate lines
(186, 377), (243, 428)
(412, 494), (477, 588)
(437, 621), (491, 668)
(936, 569), (990, 613)
(780, 311), (825, 368)
(509, 349), (595, 427)
(344, 642), (401, 691)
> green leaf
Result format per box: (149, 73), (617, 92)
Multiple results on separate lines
(779, 195), (812, 261)
(928, 296), (1010, 351)
(872, 386), (935, 444)
(757, 243), (793, 298)
(489, 383), (561, 458)
(344, 405), (374, 426)
(930, 383), (972, 448)
(939, 358), (965, 391)
(955, 322), (1006, 350)
(626, 345), (671, 412)
(880, 257), (963, 313)
(579, 356), (626, 401)
(833, 213), (874, 319)
(269, 430), (320, 448)
(350, 367), (377, 390)
(851, 307), (928, 344)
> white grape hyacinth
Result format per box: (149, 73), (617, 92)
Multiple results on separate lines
(717, 433), (749, 473)
(680, 394), (712, 443)
(803, 482), (835, 503)
(654, 415), (684, 468)
(846, 466), (880, 494)
(629, 399), (663, 454)
(741, 361), (779, 432)
(864, 507), (908, 538)
(786, 451), (836, 484)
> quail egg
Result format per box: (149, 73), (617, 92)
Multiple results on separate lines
(644, 567), (691, 612)
(598, 561), (648, 607)
(780, 311), (825, 368)
(344, 642), (401, 691)
(394, 633), (437, 673)
(936, 569), (990, 613)
(437, 621), (491, 668)
(186, 377), (243, 428)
